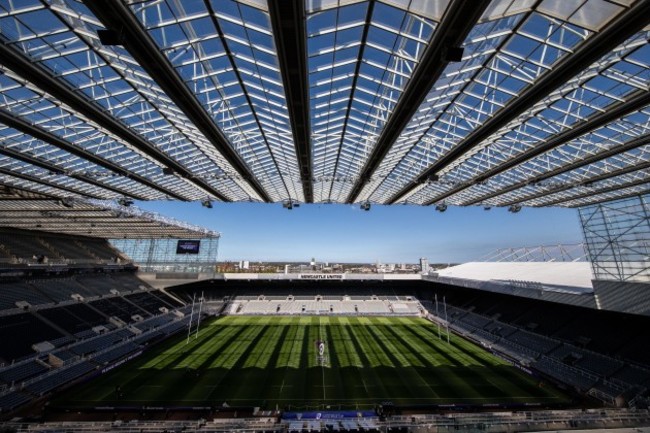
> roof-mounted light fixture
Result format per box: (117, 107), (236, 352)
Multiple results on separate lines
(59, 197), (74, 208)
(117, 197), (133, 207)
(282, 199), (300, 210)
(97, 28), (124, 46)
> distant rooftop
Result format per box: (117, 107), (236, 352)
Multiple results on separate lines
(436, 261), (594, 292)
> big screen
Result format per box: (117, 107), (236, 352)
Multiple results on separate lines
(176, 240), (200, 254)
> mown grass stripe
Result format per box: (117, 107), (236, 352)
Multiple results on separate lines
(53, 316), (569, 408)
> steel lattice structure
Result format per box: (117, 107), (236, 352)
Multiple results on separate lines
(479, 243), (588, 262)
(0, 0), (647, 208)
(579, 194), (650, 282)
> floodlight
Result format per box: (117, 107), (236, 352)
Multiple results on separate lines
(483, 205), (492, 211)
(59, 197), (74, 208)
(97, 29), (124, 46)
(508, 204), (522, 213)
(435, 203), (447, 212)
(283, 199), (300, 210)
(118, 197), (134, 207)
(201, 199), (213, 209)
(443, 46), (464, 62)
(421, 174), (439, 184)
(360, 201), (371, 211)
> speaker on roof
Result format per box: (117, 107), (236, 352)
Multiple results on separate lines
(97, 29), (124, 46)
(443, 46), (464, 62)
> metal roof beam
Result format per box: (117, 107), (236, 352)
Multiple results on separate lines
(345, 0), (492, 203)
(0, 40), (228, 202)
(0, 147), (147, 200)
(0, 166), (95, 198)
(536, 168), (650, 207)
(490, 134), (650, 207)
(432, 90), (650, 206)
(387, 0), (650, 204)
(0, 108), (187, 201)
(83, 0), (271, 203)
(268, 0), (312, 203)
(328, 0), (376, 202)
(567, 185), (650, 208)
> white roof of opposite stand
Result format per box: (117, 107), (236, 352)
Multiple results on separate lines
(436, 262), (594, 291)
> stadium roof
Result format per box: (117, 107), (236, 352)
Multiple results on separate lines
(436, 262), (594, 291)
(0, 199), (220, 239)
(0, 0), (648, 208)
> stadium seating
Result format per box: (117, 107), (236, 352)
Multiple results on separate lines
(0, 233), (54, 261)
(0, 281), (54, 309)
(25, 361), (95, 395)
(1, 272), (155, 311)
(125, 292), (172, 314)
(0, 313), (188, 415)
(0, 313), (63, 364)
(575, 352), (623, 376)
(89, 297), (150, 322)
(38, 304), (107, 334)
(69, 329), (133, 356)
(533, 357), (599, 391)
(150, 290), (184, 307)
(590, 380), (625, 402)
(489, 338), (539, 363)
(134, 314), (174, 332)
(31, 277), (96, 300)
(0, 361), (48, 384)
(49, 335), (75, 348)
(513, 306), (576, 334)
(74, 275), (121, 297)
(50, 349), (79, 364)
(613, 365), (650, 388)
(506, 330), (560, 355)
(92, 342), (140, 365)
(232, 297), (422, 316)
(0, 265), (191, 417)
(0, 229), (122, 265)
(616, 334), (650, 365)
(427, 293), (645, 401)
(78, 239), (119, 261)
(470, 328), (500, 344)
(0, 391), (31, 413)
(418, 281), (650, 367)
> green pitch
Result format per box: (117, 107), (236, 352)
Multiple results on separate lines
(55, 316), (567, 409)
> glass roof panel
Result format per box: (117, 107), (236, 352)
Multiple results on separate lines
(0, 68), (211, 200)
(309, 0), (437, 203)
(1, 0), (260, 202)
(0, 0), (646, 209)
(129, 0), (303, 202)
(366, 2), (646, 206)
(408, 30), (649, 206)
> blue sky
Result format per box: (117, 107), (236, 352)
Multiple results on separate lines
(135, 201), (583, 264)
